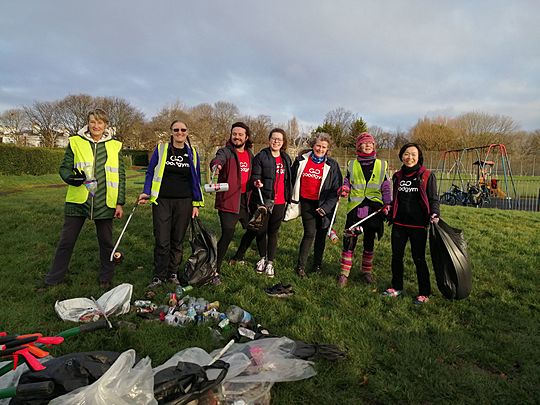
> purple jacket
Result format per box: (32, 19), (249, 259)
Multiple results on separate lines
(210, 143), (254, 213)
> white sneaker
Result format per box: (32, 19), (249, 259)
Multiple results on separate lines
(255, 258), (266, 274)
(265, 262), (275, 278)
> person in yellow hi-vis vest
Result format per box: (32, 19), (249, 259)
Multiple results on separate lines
(337, 132), (392, 287)
(45, 109), (126, 290)
(138, 120), (204, 289)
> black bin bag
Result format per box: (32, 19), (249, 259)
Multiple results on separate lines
(153, 360), (229, 405)
(10, 351), (121, 405)
(429, 218), (472, 299)
(180, 218), (218, 286)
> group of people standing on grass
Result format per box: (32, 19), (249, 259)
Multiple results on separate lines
(44, 110), (440, 304)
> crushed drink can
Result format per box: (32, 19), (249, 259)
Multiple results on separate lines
(328, 229), (339, 243)
(134, 300), (152, 307)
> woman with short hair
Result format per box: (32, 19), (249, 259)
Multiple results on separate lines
(291, 132), (342, 277)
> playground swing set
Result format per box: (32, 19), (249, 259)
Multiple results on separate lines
(437, 144), (517, 209)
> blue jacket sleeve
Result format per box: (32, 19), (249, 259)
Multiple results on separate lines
(143, 147), (159, 195)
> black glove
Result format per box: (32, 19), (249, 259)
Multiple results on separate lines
(66, 168), (86, 187)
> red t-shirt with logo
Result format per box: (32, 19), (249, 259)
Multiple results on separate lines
(237, 149), (250, 193)
(300, 158), (324, 200)
(274, 155), (286, 204)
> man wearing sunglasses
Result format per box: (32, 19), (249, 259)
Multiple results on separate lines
(209, 122), (254, 283)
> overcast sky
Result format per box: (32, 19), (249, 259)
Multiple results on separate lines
(1, 0), (539, 132)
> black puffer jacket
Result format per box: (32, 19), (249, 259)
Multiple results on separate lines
(251, 147), (292, 205)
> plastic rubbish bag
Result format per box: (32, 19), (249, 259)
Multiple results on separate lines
(429, 219), (472, 299)
(9, 351), (122, 405)
(49, 350), (156, 405)
(55, 283), (133, 322)
(180, 219), (218, 286)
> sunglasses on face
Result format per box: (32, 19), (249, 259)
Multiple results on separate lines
(173, 128), (188, 133)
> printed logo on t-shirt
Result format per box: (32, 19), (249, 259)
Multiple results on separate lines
(239, 161), (249, 172)
(398, 179), (419, 193)
(302, 167), (322, 180)
(166, 153), (190, 168)
(276, 162), (285, 175)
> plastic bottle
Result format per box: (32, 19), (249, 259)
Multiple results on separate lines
(226, 305), (253, 325)
(175, 285), (193, 297)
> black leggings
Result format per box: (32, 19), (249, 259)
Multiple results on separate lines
(391, 224), (431, 296)
(235, 203), (286, 262)
(216, 194), (249, 271)
(296, 198), (328, 268)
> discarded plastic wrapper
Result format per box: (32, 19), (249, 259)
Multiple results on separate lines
(54, 284), (133, 323)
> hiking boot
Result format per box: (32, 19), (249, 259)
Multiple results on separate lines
(168, 274), (180, 285)
(337, 274), (348, 288)
(361, 272), (374, 284)
(414, 295), (430, 305)
(147, 277), (163, 289)
(296, 266), (306, 278)
(312, 264), (322, 273)
(382, 288), (402, 297)
(255, 258), (266, 274)
(265, 262), (275, 278)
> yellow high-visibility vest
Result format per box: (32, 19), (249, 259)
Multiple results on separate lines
(66, 136), (121, 208)
(346, 159), (387, 212)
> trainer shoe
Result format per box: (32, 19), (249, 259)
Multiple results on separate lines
(210, 275), (222, 286)
(296, 266), (306, 278)
(337, 274), (348, 288)
(147, 277), (163, 289)
(168, 274), (180, 285)
(265, 262), (275, 278)
(414, 295), (430, 305)
(382, 288), (402, 297)
(255, 258), (266, 274)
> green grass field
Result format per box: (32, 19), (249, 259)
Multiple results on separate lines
(1, 173), (539, 404)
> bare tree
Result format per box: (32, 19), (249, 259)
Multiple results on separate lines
(369, 125), (395, 150)
(409, 116), (458, 151)
(242, 114), (272, 146)
(148, 101), (190, 144)
(56, 94), (95, 135)
(0, 108), (28, 145)
(451, 112), (519, 146)
(95, 96), (146, 147)
(24, 101), (61, 147)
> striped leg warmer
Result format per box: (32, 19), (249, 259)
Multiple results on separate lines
(340, 250), (353, 277)
(362, 250), (374, 273)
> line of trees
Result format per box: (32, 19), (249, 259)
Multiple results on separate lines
(1, 94), (539, 162)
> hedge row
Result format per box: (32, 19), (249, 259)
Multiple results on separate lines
(0, 144), (65, 175)
(0, 144), (144, 176)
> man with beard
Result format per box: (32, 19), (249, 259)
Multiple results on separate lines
(209, 122), (254, 283)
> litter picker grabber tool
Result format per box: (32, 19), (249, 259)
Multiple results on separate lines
(110, 202), (138, 262)
(326, 200), (340, 243)
(344, 207), (383, 236)
(204, 166), (229, 193)
(0, 320), (108, 378)
(247, 188), (270, 231)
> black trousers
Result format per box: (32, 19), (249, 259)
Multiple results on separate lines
(296, 198), (328, 268)
(216, 193), (249, 271)
(235, 203), (286, 262)
(152, 198), (192, 280)
(46, 216), (114, 285)
(391, 224), (431, 296)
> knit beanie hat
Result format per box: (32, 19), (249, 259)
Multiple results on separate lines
(356, 132), (375, 151)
